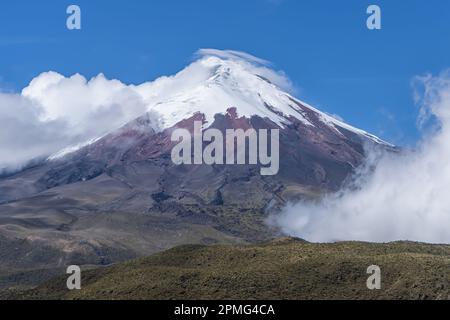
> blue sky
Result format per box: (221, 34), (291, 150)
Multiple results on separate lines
(1, 0), (449, 145)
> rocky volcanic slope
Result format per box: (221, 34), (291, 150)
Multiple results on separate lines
(3, 238), (449, 300)
(0, 53), (394, 288)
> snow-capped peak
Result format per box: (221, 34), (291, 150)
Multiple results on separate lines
(133, 50), (392, 146)
(136, 55), (310, 128)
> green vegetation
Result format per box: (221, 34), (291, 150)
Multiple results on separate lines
(4, 238), (449, 300)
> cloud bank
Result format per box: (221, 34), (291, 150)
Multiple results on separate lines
(270, 71), (450, 244)
(0, 72), (150, 173)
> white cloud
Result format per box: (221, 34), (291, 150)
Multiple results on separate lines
(22, 72), (150, 137)
(270, 71), (450, 244)
(0, 93), (67, 173)
(0, 72), (150, 173)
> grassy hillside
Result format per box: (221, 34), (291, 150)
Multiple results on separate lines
(3, 238), (450, 300)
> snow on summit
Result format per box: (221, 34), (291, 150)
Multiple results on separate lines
(133, 49), (391, 145)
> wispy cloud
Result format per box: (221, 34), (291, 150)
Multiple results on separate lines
(197, 48), (296, 93)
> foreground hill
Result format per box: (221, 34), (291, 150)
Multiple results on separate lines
(5, 238), (449, 300)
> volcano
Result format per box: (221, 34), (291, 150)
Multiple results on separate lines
(0, 50), (393, 286)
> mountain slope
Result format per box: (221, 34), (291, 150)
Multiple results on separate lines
(0, 51), (395, 287)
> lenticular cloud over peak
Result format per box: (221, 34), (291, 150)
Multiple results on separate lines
(197, 49), (272, 66)
(270, 70), (450, 244)
(195, 48), (295, 92)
